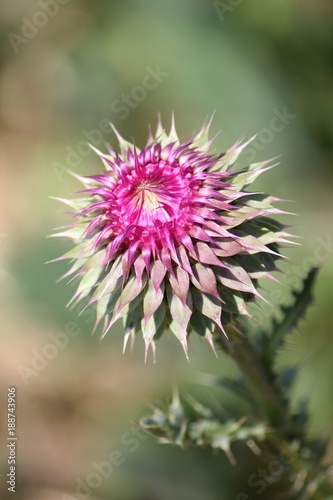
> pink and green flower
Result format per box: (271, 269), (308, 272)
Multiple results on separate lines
(52, 117), (292, 361)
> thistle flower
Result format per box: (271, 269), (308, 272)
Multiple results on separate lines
(52, 116), (292, 361)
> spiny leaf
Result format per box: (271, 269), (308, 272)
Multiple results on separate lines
(139, 395), (268, 463)
(261, 267), (319, 361)
(188, 418), (267, 464)
(217, 377), (256, 407)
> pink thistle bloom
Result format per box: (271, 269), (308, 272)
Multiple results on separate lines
(52, 117), (292, 361)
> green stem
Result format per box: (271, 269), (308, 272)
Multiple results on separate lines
(218, 325), (289, 428)
(217, 324), (333, 499)
(266, 434), (332, 500)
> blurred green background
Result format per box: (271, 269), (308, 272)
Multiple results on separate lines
(0, 0), (332, 498)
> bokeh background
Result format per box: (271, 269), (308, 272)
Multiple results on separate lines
(0, 0), (333, 498)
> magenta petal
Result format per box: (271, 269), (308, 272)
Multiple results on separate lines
(169, 267), (190, 305)
(151, 260), (167, 291)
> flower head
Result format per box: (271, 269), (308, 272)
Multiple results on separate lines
(53, 116), (291, 361)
